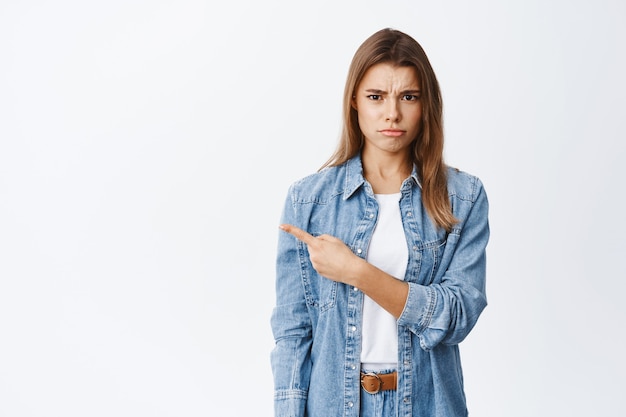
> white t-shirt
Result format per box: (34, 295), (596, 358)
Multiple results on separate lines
(360, 192), (408, 371)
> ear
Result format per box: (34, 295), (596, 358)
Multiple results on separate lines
(351, 95), (357, 110)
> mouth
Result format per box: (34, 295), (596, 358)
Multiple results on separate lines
(379, 129), (406, 137)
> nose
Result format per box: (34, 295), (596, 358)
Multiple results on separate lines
(385, 100), (400, 123)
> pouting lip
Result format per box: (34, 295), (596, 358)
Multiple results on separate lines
(378, 129), (406, 136)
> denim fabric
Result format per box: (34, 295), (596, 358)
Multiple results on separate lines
(271, 154), (489, 417)
(360, 385), (397, 417)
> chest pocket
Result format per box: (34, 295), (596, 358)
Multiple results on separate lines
(297, 239), (337, 312)
(412, 235), (449, 286)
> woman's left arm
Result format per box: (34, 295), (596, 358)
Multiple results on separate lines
(397, 180), (489, 350)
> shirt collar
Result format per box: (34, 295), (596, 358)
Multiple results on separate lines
(343, 153), (422, 200)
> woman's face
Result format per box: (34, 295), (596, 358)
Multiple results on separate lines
(353, 63), (422, 157)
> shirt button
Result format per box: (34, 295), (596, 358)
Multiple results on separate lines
(348, 402), (354, 407)
(412, 245), (418, 251)
(369, 213), (374, 219)
(357, 248), (362, 254)
(407, 211), (412, 217)
(353, 286), (358, 291)
(403, 397), (410, 404)
(351, 326), (357, 332)
(351, 364), (356, 370)
(404, 359), (410, 365)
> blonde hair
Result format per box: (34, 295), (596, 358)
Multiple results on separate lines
(322, 28), (457, 231)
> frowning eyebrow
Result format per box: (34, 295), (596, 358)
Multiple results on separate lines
(364, 88), (421, 95)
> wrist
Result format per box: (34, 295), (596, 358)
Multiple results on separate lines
(348, 256), (369, 287)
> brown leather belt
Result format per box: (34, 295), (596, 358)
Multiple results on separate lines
(360, 371), (397, 394)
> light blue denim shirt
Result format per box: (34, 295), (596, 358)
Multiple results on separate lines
(271, 154), (489, 417)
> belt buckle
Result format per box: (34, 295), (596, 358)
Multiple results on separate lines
(361, 372), (383, 394)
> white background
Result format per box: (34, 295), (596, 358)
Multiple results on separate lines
(1, 1), (625, 416)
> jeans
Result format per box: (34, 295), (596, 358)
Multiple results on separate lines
(360, 386), (396, 417)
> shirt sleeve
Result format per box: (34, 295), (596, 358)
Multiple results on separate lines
(397, 178), (489, 351)
(270, 186), (312, 416)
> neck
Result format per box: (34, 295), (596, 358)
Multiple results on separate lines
(361, 149), (412, 194)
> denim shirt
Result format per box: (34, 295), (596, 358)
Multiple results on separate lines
(270, 154), (489, 417)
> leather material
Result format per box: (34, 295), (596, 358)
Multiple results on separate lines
(360, 371), (397, 394)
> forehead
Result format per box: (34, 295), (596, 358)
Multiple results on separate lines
(359, 63), (420, 89)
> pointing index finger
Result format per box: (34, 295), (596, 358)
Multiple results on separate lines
(279, 224), (316, 245)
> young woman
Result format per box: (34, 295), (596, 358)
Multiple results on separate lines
(271, 28), (489, 417)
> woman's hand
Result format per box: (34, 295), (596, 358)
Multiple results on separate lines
(279, 224), (363, 285)
(280, 223), (409, 318)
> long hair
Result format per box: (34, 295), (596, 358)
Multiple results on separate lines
(322, 28), (457, 231)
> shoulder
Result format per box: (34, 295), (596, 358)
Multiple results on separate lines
(445, 166), (486, 203)
(287, 164), (348, 204)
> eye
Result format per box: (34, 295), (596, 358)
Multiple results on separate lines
(366, 94), (382, 101)
(402, 94), (420, 101)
